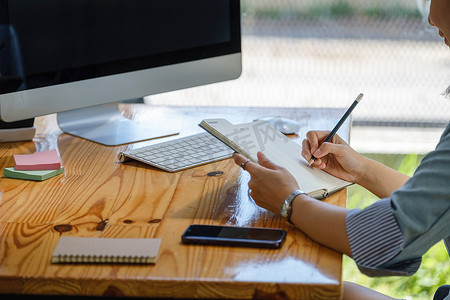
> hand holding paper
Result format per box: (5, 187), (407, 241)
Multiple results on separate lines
(199, 118), (351, 199)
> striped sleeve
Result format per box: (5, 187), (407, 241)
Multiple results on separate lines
(346, 198), (420, 277)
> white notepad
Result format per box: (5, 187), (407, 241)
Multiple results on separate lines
(200, 118), (352, 199)
(52, 237), (162, 264)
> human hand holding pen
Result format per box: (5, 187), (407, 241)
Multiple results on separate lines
(301, 131), (365, 184)
(302, 130), (411, 198)
(308, 93), (364, 166)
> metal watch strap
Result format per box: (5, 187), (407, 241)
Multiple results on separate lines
(280, 189), (306, 224)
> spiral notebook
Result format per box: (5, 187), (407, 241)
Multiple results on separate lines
(52, 237), (161, 264)
(199, 118), (352, 199)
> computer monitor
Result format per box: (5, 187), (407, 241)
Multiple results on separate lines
(0, 0), (241, 145)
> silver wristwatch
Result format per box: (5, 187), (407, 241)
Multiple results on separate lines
(280, 189), (305, 224)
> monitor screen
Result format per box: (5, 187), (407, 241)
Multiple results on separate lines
(0, 0), (241, 145)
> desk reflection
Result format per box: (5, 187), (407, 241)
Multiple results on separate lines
(214, 170), (269, 226)
(230, 257), (339, 284)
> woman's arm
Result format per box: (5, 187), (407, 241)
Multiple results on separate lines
(289, 192), (352, 257)
(355, 157), (410, 199)
(233, 149), (409, 258)
(233, 151), (353, 256)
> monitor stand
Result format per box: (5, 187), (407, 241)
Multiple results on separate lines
(57, 102), (179, 146)
(0, 118), (36, 142)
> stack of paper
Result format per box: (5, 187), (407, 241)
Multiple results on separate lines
(4, 149), (64, 181)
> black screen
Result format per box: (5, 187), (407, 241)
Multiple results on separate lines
(185, 225), (285, 241)
(0, 0), (240, 93)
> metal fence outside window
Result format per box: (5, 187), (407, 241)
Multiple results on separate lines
(147, 0), (450, 128)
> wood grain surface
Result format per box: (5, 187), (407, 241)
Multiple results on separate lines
(0, 105), (350, 299)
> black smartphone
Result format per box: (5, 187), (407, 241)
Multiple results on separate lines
(181, 224), (287, 249)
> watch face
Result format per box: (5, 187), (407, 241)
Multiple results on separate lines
(280, 203), (288, 217)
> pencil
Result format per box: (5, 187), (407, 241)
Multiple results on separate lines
(308, 93), (364, 166)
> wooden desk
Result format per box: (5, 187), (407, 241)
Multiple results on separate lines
(0, 105), (350, 299)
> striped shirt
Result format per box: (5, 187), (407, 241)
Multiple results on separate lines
(346, 198), (422, 277)
(346, 123), (450, 300)
(345, 123), (450, 278)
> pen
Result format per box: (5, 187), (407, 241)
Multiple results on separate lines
(308, 93), (364, 166)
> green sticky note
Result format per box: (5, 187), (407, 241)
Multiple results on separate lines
(4, 166), (65, 181)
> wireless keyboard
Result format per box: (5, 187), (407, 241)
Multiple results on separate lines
(118, 132), (234, 172)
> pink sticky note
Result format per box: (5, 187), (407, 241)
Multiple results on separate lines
(14, 149), (61, 171)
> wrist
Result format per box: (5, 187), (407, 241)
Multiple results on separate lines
(353, 155), (372, 186)
(280, 189), (306, 224)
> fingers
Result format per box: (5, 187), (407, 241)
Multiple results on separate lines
(301, 138), (312, 160)
(302, 132), (324, 167)
(232, 152), (281, 173)
(232, 153), (250, 168)
(233, 153), (300, 214)
(305, 131), (346, 148)
(232, 153), (259, 173)
(305, 130), (325, 153)
(256, 152), (280, 170)
(303, 131), (328, 162)
(302, 130), (348, 164)
(313, 141), (343, 158)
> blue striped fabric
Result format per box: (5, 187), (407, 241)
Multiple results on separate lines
(346, 198), (405, 275)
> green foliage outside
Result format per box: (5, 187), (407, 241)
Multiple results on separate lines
(241, 0), (421, 20)
(344, 153), (450, 300)
(307, 2), (420, 19)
